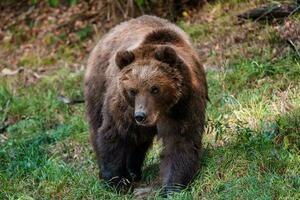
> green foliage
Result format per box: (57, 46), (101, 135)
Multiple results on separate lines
(178, 21), (210, 42)
(135, 0), (145, 7)
(275, 110), (300, 153)
(69, 0), (78, 6)
(48, 0), (59, 7)
(76, 25), (93, 41)
(31, 0), (38, 4)
(46, 0), (78, 7)
(224, 55), (300, 91)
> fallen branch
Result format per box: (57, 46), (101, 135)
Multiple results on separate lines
(237, 3), (300, 21)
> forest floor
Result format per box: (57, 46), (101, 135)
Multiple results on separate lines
(1, 0), (300, 199)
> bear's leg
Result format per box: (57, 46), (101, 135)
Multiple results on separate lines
(127, 140), (153, 182)
(97, 128), (131, 187)
(160, 133), (201, 196)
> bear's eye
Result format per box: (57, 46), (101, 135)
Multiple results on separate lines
(150, 86), (160, 95)
(128, 89), (138, 96)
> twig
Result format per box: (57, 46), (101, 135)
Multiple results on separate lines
(127, 0), (135, 18)
(4, 5), (35, 29)
(56, 9), (99, 31)
(287, 39), (300, 61)
(115, 0), (126, 18)
(58, 95), (84, 105)
(288, 4), (300, 16)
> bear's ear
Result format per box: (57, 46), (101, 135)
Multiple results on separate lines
(115, 50), (135, 69)
(154, 46), (178, 65)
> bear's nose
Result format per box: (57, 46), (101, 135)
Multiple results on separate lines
(134, 112), (146, 123)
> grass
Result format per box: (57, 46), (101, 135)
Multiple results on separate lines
(1, 0), (300, 199)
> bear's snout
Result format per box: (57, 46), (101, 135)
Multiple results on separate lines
(134, 112), (147, 123)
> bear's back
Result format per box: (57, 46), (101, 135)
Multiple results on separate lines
(102, 15), (191, 52)
(85, 15), (192, 83)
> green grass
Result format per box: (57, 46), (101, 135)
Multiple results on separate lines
(1, 1), (300, 199)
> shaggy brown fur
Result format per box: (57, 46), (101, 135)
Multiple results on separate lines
(84, 15), (208, 195)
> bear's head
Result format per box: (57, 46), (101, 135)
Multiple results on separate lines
(116, 46), (190, 126)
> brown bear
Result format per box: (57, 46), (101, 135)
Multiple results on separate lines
(84, 15), (208, 195)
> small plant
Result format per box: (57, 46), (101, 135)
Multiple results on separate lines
(68, 0), (77, 6)
(275, 110), (300, 153)
(48, 0), (59, 7)
(76, 25), (93, 41)
(45, 0), (78, 7)
(135, 0), (145, 7)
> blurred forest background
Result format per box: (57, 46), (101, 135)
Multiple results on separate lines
(0, 0), (300, 199)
